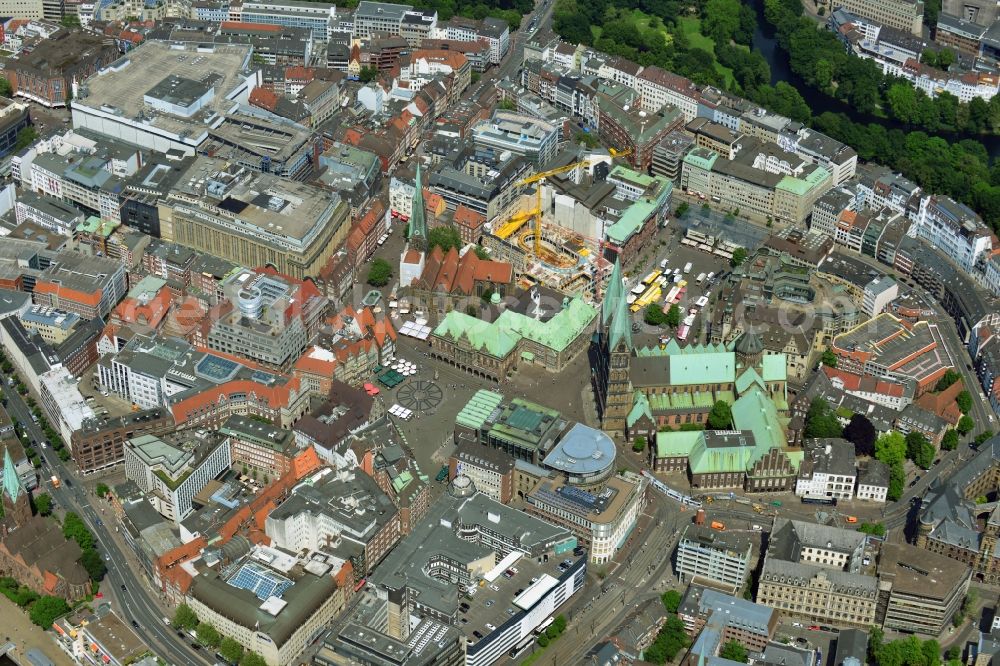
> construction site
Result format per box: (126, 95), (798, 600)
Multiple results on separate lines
(480, 150), (630, 301)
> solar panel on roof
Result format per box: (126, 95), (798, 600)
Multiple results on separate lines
(557, 485), (598, 509)
(196, 354), (239, 380)
(228, 562), (292, 601)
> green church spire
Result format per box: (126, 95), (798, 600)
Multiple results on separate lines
(2, 447), (22, 502)
(609, 279), (633, 352)
(408, 163), (427, 247)
(602, 258), (623, 325)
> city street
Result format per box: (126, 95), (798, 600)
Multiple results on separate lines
(3, 387), (212, 666)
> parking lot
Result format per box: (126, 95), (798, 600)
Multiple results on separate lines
(77, 365), (138, 420)
(625, 232), (733, 347)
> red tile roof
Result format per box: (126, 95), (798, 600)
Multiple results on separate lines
(454, 205), (485, 230)
(416, 246), (512, 295)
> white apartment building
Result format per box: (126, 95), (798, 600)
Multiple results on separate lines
(675, 524), (752, 593)
(915, 195), (993, 273)
(862, 276), (899, 317)
(124, 432), (232, 521)
(856, 460), (889, 503)
(635, 65), (700, 121)
(795, 439), (857, 502)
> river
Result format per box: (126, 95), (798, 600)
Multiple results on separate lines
(747, 0), (1000, 158)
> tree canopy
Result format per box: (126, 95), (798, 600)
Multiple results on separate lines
(33, 493), (52, 516)
(956, 390), (972, 415)
(730, 247), (748, 267)
(366, 258), (393, 287)
(905, 431), (935, 469)
(644, 304), (669, 326)
(843, 414), (877, 457)
(876, 431), (907, 466)
(219, 637), (244, 664)
(707, 400), (733, 429)
(662, 589), (682, 613)
(427, 226), (462, 252)
(29, 596), (69, 628)
(196, 623), (222, 648)
(719, 640), (749, 663)
(664, 304), (681, 328)
(173, 604), (198, 631)
(935, 369), (962, 392)
(804, 398), (843, 439)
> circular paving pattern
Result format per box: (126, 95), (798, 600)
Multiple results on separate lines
(396, 380), (443, 413)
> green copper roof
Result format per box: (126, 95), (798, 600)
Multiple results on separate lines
(603, 258), (624, 325)
(731, 384), (786, 450)
(626, 390), (653, 428)
(609, 282), (632, 351)
(655, 430), (702, 458)
(786, 450), (803, 472)
(456, 390), (504, 430)
(669, 352), (734, 386)
(3, 447), (22, 502)
(761, 354), (787, 382)
(610, 165), (657, 188)
(688, 432), (759, 475)
(432, 296), (598, 358)
(433, 311), (519, 357)
(683, 147), (718, 171)
(775, 166), (830, 196)
(735, 367), (765, 396)
(606, 198), (657, 244)
(408, 162), (427, 241)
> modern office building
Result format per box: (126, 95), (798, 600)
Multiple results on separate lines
(471, 111), (559, 167)
(524, 472), (646, 564)
(162, 158), (351, 279)
(353, 1), (412, 38)
(838, 0), (924, 35)
(879, 543), (971, 635)
(675, 524), (753, 594)
(364, 475), (582, 666)
(265, 466), (401, 576)
(207, 270), (326, 371)
(237, 0), (339, 40)
(681, 139), (833, 226)
(123, 431), (233, 521)
(187, 543), (352, 666)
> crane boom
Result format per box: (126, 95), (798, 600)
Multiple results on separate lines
(507, 148), (633, 258)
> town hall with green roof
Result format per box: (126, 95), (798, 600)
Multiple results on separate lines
(429, 290), (597, 381)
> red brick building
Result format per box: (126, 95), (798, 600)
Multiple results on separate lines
(5, 31), (117, 107)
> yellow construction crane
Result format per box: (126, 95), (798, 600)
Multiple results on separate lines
(499, 148), (632, 256)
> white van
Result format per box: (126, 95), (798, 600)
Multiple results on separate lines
(659, 259), (668, 269)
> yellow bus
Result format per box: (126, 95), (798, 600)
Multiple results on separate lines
(630, 285), (661, 312)
(641, 271), (661, 287)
